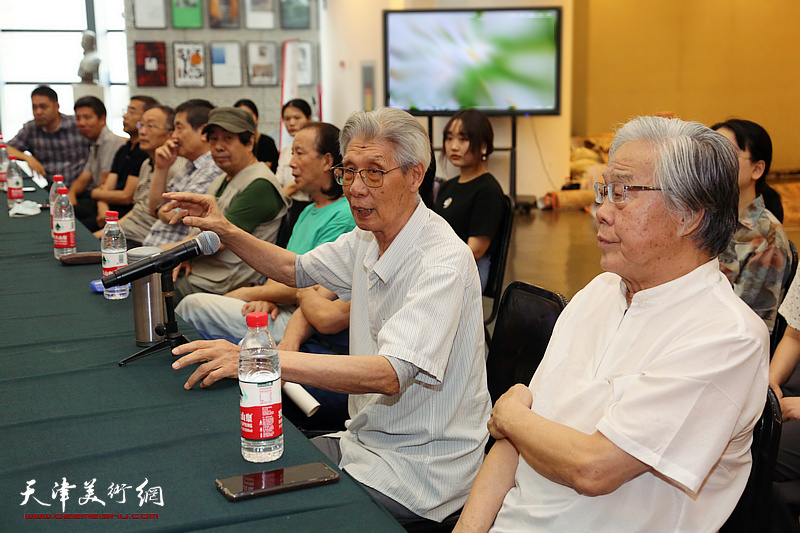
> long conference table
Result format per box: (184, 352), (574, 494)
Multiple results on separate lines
(0, 178), (404, 531)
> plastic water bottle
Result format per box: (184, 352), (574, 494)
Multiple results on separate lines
(101, 210), (129, 300)
(0, 139), (8, 193)
(49, 175), (64, 236)
(6, 156), (24, 209)
(239, 312), (283, 462)
(53, 187), (76, 259)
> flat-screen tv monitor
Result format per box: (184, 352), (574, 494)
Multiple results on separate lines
(384, 7), (562, 116)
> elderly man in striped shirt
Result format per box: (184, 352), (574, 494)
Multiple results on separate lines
(165, 107), (491, 526)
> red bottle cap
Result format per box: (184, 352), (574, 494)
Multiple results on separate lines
(105, 210), (119, 221)
(9, 156), (17, 160)
(246, 312), (269, 328)
(54, 175), (64, 182)
(57, 187), (68, 195)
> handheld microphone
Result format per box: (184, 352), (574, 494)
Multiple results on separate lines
(102, 231), (220, 288)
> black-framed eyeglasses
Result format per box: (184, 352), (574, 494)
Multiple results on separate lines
(332, 166), (401, 188)
(594, 181), (662, 204)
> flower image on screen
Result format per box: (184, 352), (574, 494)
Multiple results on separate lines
(385, 8), (561, 115)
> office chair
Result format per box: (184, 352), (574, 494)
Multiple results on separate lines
(720, 386), (783, 532)
(485, 281), (568, 454)
(484, 195), (515, 343)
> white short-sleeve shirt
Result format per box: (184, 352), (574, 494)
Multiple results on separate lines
(491, 260), (769, 533)
(296, 201), (491, 521)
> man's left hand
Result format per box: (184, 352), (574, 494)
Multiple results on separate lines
(488, 383), (533, 441)
(172, 339), (240, 389)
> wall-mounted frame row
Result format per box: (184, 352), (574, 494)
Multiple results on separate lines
(135, 40), (313, 88)
(132, 0), (310, 30)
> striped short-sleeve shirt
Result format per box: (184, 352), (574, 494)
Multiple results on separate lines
(296, 201), (491, 521)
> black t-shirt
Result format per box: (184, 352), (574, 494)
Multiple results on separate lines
(253, 134), (279, 171)
(109, 141), (149, 216)
(434, 172), (505, 257)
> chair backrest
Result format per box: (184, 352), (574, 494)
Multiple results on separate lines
(720, 387), (783, 532)
(486, 281), (568, 406)
(483, 195), (515, 327)
(771, 240), (798, 355)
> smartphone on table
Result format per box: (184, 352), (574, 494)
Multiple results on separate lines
(215, 461), (339, 502)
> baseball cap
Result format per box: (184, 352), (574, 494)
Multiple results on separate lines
(202, 107), (256, 135)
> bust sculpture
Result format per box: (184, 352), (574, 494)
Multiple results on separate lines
(78, 31), (101, 84)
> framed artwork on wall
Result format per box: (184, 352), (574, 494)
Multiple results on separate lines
(279, 0), (310, 30)
(172, 0), (203, 28)
(245, 0), (275, 29)
(135, 42), (167, 87)
(209, 0), (240, 28)
(210, 42), (243, 87)
(247, 42), (278, 86)
(297, 41), (313, 86)
(133, 0), (167, 29)
(173, 42), (206, 87)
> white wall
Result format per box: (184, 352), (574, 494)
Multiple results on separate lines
(319, 0), (573, 199)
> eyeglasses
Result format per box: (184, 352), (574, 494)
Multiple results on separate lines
(332, 166), (401, 188)
(123, 107), (142, 116)
(137, 121), (168, 132)
(594, 181), (662, 204)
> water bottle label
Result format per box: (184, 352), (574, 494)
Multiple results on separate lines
(240, 380), (282, 441)
(8, 185), (23, 199)
(0, 171), (6, 182)
(54, 220), (76, 248)
(102, 252), (128, 277)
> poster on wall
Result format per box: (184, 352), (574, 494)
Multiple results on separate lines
(297, 41), (313, 86)
(174, 42), (206, 87)
(210, 42), (243, 87)
(245, 0), (275, 29)
(210, 0), (240, 28)
(133, 0), (167, 29)
(172, 0), (203, 28)
(135, 42), (167, 87)
(279, 0), (309, 30)
(247, 42), (278, 86)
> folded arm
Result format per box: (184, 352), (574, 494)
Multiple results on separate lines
(489, 384), (650, 497)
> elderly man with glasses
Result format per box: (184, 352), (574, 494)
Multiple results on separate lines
(162, 107), (491, 525)
(454, 116), (769, 533)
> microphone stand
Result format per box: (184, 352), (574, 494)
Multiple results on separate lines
(119, 272), (190, 366)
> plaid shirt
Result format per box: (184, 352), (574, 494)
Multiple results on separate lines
(7, 114), (90, 186)
(719, 195), (792, 333)
(143, 151), (224, 246)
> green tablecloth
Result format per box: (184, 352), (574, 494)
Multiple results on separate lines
(0, 182), (403, 532)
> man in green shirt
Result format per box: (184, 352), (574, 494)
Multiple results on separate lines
(167, 107), (289, 303)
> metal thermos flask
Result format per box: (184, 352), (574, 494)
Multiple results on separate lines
(128, 246), (166, 346)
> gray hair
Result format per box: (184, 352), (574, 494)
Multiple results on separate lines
(339, 108), (431, 173)
(610, 116), (739, 258)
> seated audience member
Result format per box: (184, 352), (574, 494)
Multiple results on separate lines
(90, 95), (155, 225)
(454, 116), (768, 533)
(143, 100), (224, 247)
(168, 107), (289, 303)
(434, 109), (505, 291)
(176, 122), (355, 343)
(7, 85), (89, 185)
(115, 105), (180, 246)
(234, 98), (279, 170)
(165, 108), (490, 524)
(68, 96), (126, 231)
(768, 275), (800, 532)
(712, 119), (792, 333)
(276, 99), (314, 210)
